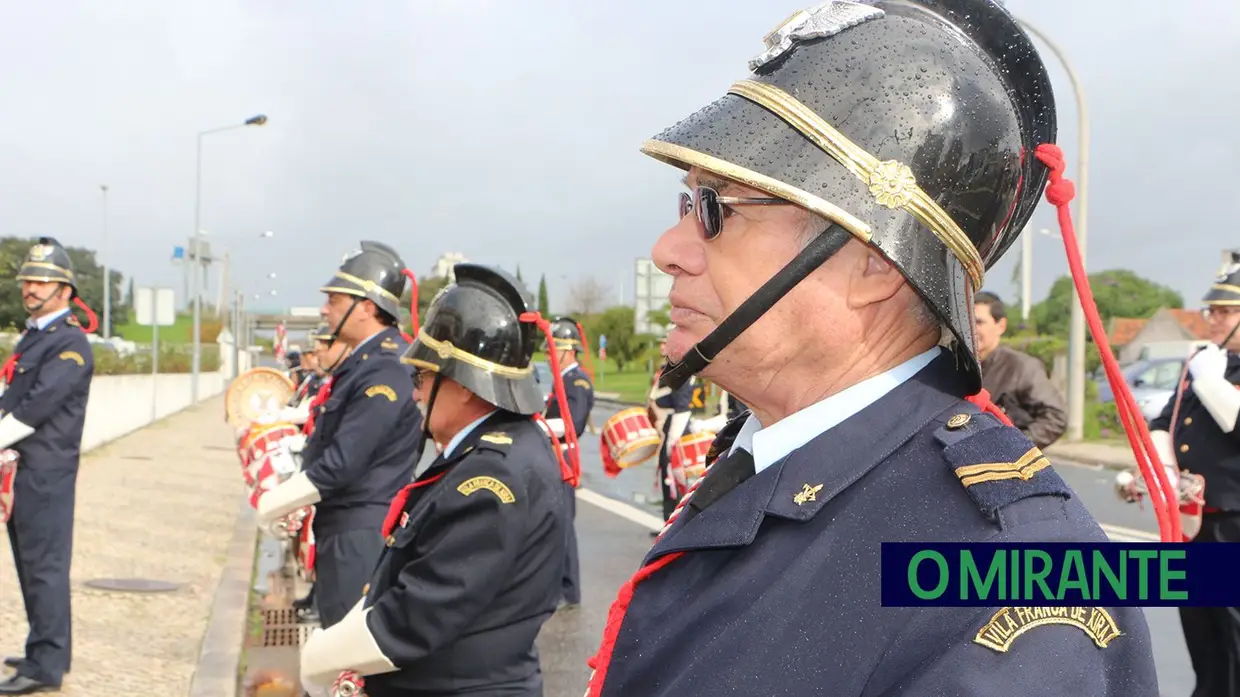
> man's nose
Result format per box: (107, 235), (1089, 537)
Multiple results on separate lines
(652, 214), (705, 277)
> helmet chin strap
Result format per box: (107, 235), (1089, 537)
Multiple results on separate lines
(23, 287), (62, 318)
(658, 224), (852, 390)
(411, 373), (444, 466)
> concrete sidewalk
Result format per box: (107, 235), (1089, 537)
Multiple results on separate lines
(0, 396), (251, 696)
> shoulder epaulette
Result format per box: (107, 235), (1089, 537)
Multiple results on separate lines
(474, 431), (514, 456)
(934, 406), (1070, 520)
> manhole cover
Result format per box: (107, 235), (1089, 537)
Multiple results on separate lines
(84, 578), (182, 593)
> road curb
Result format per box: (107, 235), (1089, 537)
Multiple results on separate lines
(188, 498), (258, 697)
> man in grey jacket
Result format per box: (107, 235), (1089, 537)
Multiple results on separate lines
(975, 292), (1068, 448)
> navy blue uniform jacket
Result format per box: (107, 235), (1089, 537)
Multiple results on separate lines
(597, 352), (1157, 696)
(362, 411), (569, 697)
(0, 312), (94, 470)
(1149, 353), (1240, 511)
(544, 363), (594, 437)
(302, 326), (422, 537)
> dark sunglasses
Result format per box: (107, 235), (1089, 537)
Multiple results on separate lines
(679, 186), (786, 239)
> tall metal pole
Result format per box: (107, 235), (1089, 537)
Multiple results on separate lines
(101, 185), (111, 339)
(1019, 18), (1089, 442)
(191, 133), (203, 403)
(1021, 224), (1033, 324)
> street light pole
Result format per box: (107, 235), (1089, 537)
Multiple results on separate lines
(191, 114), (268, 403)
(100, 184), (110, 339)
(1018, 18), (1089, 442)
(1020, 224), (1032, 324)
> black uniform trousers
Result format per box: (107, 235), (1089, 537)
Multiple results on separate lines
(1179, 512), (1240, 697)
(6, 466), (78, 685)
(314, 527), (386, 628)
(561, 479), (580, 604)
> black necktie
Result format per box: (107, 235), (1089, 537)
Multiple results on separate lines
(678, 447), (756, 526)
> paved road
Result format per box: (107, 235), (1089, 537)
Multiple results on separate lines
(571, 402), (1195, 697)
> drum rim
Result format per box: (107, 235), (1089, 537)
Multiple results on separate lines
(614, 435), (662, 467)
(226, 367), (296, 428)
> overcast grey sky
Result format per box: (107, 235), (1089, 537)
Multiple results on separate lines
(1, 0), (1237, 316)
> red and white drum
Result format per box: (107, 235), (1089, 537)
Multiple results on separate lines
(0, 449), (17, 524)
(240, 422), (299, 486)
(297, 506), (317, 580)
(601, 407), (661, 468)
(669, 431), (715, 496)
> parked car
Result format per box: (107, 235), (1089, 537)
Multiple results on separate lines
(1096, 357), (1186, 422)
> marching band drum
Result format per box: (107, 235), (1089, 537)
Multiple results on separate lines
(0, 448), (17, 524)
(600, 407), (662, 469)
(226, 367), (316, 563)
(667, 431), (715, 498)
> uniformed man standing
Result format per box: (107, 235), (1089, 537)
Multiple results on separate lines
(582, 2), (1157, 696)
(299, 263), (569, 697)
(1149, 252), (1240, 697)
(540, 316), (594, 608)
(688, 389), (748, 435)
(257, 241), (422, 630)
(648, 344), (695, 521)
(0, 238), (95, 695)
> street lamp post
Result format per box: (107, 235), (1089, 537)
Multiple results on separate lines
(191, 114), (268, 403)
(1018, 18), (1089, 442)
(100, 184), (110, 339)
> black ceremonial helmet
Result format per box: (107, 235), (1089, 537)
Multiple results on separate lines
(308, 321), (334, 344)
(403, 263), (543, 415)
(16, 237), (78, 299)
(1202, 250), (1240, 307)
(642, 0), (1056, 394)
(549, 316), (583, 353)
(319, 240), (408, 337)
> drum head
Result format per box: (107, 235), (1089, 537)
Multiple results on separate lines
(226, 368), (295, 429)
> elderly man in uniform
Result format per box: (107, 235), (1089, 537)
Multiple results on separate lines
(258, 241), (423, 631)
(1149, 252), (1240, 697)
(539, 316), (594, 608)
(299, 263), (569, 697)
(0, 239), (95, 695)
(582, 2), (1158, 696)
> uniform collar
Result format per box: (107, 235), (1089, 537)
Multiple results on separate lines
(444, 409), (499, 458)
(647, 350), (964, 560)
(28, 307), (70, 331)
(336, 326), (400, 374)
(729, 346), (940, 473)
(560, 361), (578, 377)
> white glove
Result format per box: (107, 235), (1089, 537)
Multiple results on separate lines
(1188, 344), (1228, 381)
(1150, 430), (1179, 490)
(687, 418), (704, 434)
(283, 434), (308, 454)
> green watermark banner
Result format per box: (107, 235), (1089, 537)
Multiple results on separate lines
(880, 542), (1234, 606)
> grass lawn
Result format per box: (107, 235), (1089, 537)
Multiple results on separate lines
(533, 351), (655, 404)
(114, 314), (196, 343)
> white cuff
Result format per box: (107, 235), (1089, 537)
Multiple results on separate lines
(667, 411), (691, 443)
(257, 471), (322, 526)
(279, 403), (310, 425)
(1191, 376), (1240, 433)
(282, 433), (308, 454)
(1150, 430), (1179, 489)
(300, 604), (397, 686)
(543, 418), (565, 438)
(0, 415), (35, 450)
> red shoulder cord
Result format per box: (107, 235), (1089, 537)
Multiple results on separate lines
(381, 471), (446, 538)
(576, 320), (596, 382)
(581, 145), (1183, 697)
(519, 311), (581, 487)
(73, 298), (99, 334)
(398, 269), (420, 344)
(1031, 144), (1178, 542)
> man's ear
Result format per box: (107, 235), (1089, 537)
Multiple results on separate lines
(847, 249), (904, 309)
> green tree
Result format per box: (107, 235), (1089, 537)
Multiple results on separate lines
(537, 274), (550, 317)
(0, 236), (128, 330)
(1030, 269), (1182, 338)
(593, 305), (642, 371)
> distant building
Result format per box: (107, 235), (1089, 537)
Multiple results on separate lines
(432, 252), (468, 282)
(1108, 308), (1211, 364)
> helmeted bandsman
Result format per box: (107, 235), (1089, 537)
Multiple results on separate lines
(299, 263), (571, 697)
(1149, 250), (1240, 696)
(257, 241), (423, 631)
(582, 2), (1158, 696)
(0, 238), (96, 695)
(539, 315), (594, 608)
